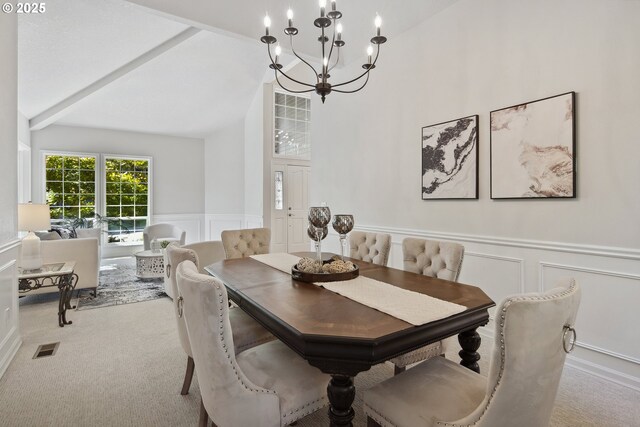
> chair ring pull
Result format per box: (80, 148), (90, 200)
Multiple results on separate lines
(166, 263), (171, 279)
(563, 325), (577, 353)
(177, 296), (184, 318)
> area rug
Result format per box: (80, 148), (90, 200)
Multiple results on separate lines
(76, 263), (168, 311)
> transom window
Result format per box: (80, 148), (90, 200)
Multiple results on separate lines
(274, 92), (311, 159)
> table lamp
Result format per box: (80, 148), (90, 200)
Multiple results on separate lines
(18, 203), (51, 270)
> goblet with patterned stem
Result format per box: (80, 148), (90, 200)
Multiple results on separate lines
(332, 214), (354, 260)
(307, 224), (328, 261)
(308, 206), (331, 261)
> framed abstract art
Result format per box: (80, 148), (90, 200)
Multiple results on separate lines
(421, 115), (479, 200)
(490, 92), (576, 199)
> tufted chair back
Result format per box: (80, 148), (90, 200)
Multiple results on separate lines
(143, 223), (186, 250)
(165, 243), (198, 358)
(221, 228), (271, 259)
(176, 261), (281, 426)
(455, 279), (581, 427)
(349, 231), (391, 266)
(402, 238), (464, 281)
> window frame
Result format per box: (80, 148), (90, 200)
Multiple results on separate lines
(272, 89), (312, 161)
(102, 154), (153, 247)
(41, 150), (99, 222)
(40, 151), (153, 247)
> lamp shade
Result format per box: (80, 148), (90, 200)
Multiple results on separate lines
(18, 203), (51, 232)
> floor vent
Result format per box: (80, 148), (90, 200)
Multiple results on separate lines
(33, 342), (59, 359)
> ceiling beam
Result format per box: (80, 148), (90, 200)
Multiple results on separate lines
(30, 26), (201, 131)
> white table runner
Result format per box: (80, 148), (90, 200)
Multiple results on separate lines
(250, 253), (466, 326)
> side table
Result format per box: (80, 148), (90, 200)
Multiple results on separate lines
(18, 261), (78, 327)
(135, 250), (165, 279)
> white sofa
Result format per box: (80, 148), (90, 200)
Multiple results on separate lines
(32, 228), (101, 296)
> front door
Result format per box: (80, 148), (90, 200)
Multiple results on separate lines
(270, 165), (311, 253)
(286, 165), (311, 252)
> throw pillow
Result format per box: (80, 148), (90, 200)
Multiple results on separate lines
(35, 231), (62, 240)
(51, 225), (77, 239)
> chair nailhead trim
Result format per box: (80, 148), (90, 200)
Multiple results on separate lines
(204, 280), (277, 398)
(435, 280), (578, 427)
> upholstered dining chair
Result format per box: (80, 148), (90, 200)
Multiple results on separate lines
(165, 243), (273, 396)
(389, 238), (465, 374)
(364, 279), (581, 427)
(221, 227), (271, 259)
(349, 231), (391, 266)
(176, 261), (330, 427)
(143, 223), (186, 250)
(182, 241), (226, 273)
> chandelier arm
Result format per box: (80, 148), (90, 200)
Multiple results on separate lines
(326, 21), (337, 70)
(274, 71), (315, 94)
(268, 46), (315, 88)
(321, 27), (326, 81)
(289, 35), (320, 83)
(332, 72), (370, 94)
(328, 48), (340, 73)
(332, 45), (381, 89)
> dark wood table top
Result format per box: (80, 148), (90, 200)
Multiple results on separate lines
(205, 252), (494, 375)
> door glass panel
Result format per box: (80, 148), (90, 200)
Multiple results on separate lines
(274, 171), (284, 210)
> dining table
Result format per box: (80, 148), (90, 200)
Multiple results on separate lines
(205, 252), (495, 427)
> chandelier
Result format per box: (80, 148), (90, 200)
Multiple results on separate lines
(260, 0), (387, 103)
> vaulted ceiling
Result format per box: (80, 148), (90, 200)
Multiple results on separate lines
(18, 0), (459, 138)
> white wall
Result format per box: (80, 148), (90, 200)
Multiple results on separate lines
(30, 125), (205, 215)
(203, 120), (250, 239)
(312, 0), (640, 389)
(0, 12), (22, 379)
(17, 112), (31, 203)
(244, 86), (264, 217)
(29, 125), (206, 254)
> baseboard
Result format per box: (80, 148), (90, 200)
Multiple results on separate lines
(565, 354), (640, 392)
(0, 327), (21, 379)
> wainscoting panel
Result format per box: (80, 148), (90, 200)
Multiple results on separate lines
(245, 215), (264, 230)
(153, 214), (204, 244)
(205, 214), (265, 241)
(540, 262), (640, 365)
(0, 240), (21, 379)
(460, 252), (524, 320)
(350, 224), (640, 390)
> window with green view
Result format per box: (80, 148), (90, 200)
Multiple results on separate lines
(45, 155), (96, 220)
(105, 157), (149, 244)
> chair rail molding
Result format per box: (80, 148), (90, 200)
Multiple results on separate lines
(0, 241), (22, 379)
(0, 239), (21, 254)
(344, 224), (640, 391)
(357, 224), (640, 261)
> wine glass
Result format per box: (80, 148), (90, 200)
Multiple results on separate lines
(307, 224), (328, 261)
(308, 206), (331, 261)
(332, 214), (354, 260)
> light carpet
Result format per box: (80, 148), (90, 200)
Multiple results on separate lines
(1, 295), (638, 426)
(76, 262), (167, 310)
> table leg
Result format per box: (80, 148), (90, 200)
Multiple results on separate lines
(57, 274), (76, 327)
(458, 328), (481, 373)
(327, 375), (355, 427)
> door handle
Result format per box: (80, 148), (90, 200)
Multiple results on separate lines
(288, 213), (292, 217)
(288, 207), (292, 210)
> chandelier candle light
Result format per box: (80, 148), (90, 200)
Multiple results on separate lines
(261, 0), (387, 103)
